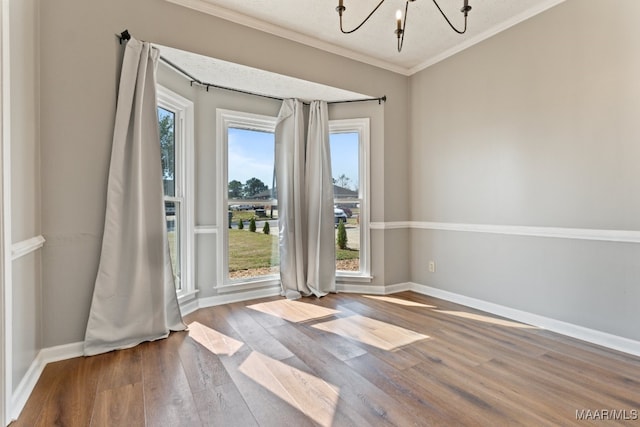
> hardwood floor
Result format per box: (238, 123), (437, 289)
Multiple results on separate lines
(11, 292), (640, 426)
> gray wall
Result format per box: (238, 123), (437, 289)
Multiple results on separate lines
(409, 0), (640, 340)
(10, 0), (41, 392)
(39, 0), (409, 347)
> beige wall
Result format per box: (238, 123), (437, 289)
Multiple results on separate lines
(39, 0), (409, 347)
(409, 0), (640, 340)
(9, 0), (42, 394)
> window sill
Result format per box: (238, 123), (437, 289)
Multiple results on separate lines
(336, 274), (373, 283)
(216, 273), (372, 290)
(217, 277), (281, 293)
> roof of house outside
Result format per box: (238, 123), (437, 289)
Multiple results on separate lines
(245, 184), (357, 200)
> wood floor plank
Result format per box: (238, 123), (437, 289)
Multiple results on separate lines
(141, 333), (203, 427)
(540, 350), (640, 406)
(12, 292), (640, 426)
(304, 296), (425, 370)
(344, 352), (463, 426)
(177, 321), (257, 426)
(477, 357), (604, 426)
(89, 345), (144, 426)
(179, 322), (240, 388)
(295, 320), (368, 362)
(190, 382), (259, 427)
(90, 383), (145, 427)
(219, 301), (295, 361)
(32, 355), (104, 427)
(266, 320), (421, 426)
(9, 359), (73, 427)
(94, 345), (143, 392)
(216, 346), (319, 427)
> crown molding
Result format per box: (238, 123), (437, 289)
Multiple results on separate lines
(409, 0), (566, 74)
(167, 0), (567, 77)
(165, 0), (411, 76)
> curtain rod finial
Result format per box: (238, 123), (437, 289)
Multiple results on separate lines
(119, 29), (131, 44)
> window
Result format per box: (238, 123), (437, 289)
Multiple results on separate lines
(330, 118), (370, 278)
(157, 86), (195, 299)
(216, 111), (370, 289)
(217, 110), (279, 288)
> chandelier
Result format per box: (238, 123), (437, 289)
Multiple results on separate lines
(336, 0), (472, 52)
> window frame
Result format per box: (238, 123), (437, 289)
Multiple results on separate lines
(330, 118), (371, 280)
(215, 111), (372, 290)
(157, 85), (196, 302)
(216, 109), (279, 291)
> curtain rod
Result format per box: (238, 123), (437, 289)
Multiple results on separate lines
(116, 30), (387, 106)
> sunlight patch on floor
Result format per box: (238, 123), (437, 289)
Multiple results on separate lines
(239, 351), (339, 427)
(433, 310), (538, 329)
(247, 299), (340, 323)
(363, 295), (436, 308)
(187, 321), (245, 356)
(312, 315), (430, 351)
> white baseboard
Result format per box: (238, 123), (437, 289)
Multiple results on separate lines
(407, 282), (640, 358)
(383, 282), (413, 294)
(10, 356), (43, 422)
(180, 297), (200, 316)
(197, 286), (281, 309)
(10, 342), (83, 421)
(336, 282), (411, 295)
(38, 341), (84, 363)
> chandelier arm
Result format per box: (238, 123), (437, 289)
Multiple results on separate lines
(431, 0), (468, 34)
(397, 0), (410, 52)
(340, 0), (387, 34)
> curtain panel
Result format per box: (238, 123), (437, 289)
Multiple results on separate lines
(275, 99), (335, 299)
(84, 38), (185, 356)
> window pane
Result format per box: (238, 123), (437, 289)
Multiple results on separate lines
(158, 107), (176, 197)
(330, 132), (359, 198)
(330, 132), (360, 273)
(227, 128), (279, 281)
(166, 200), (181, 290)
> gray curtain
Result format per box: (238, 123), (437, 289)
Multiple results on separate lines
(84, 38), (185, 356)
(275, 99), (335, 299)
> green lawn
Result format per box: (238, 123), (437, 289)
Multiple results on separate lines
(228, 229), (359, 272)
(336, 247), (359, 260)
(229, 229), (279, 271)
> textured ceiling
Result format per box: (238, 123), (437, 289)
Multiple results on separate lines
(156, 44), (373, 102)
(166, 0), (566, 74)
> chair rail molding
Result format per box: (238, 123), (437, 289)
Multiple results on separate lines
(369, 221), (640, 244)
(11, 235), (45, 260)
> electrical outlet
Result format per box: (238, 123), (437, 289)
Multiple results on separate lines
(428, 261), (436, 273)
